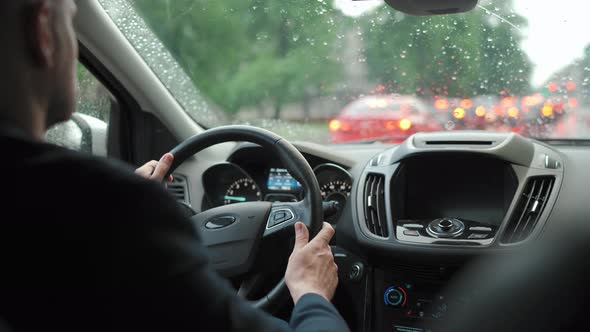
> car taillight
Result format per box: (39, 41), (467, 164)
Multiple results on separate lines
(329, 119), (351, 132)
(507, 107), (519, 118)
(453, 107), (466, 119)
(475, 106), (486, 117)
(541, 104), (553, 117)
(434, 98), (449, 110)
(399, 118), (412, 131)
(460, 99), (473, 109)
(329, 119), (342, 131)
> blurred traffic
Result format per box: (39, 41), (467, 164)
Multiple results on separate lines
(328, 95), (441, 143)
(329, 79), (589, 143)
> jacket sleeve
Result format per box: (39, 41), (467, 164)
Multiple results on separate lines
(290, 294), (350, 332)
(107, 176), (349, 332)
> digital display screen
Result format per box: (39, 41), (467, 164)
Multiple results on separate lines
(403, 157), (514, 226)
(267, 168), (302, 191)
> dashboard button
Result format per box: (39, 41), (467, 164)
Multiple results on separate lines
(468, 233), (488, 239)
(403, 223), (424, 229)
(384, 286), (407, 307)
(438, 218), (453, 230)
(469, 226), (492, 232)
(403, 229), (420, 237)
(349, 263), (364, 282)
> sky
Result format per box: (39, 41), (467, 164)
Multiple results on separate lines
(334, 0), (590, 87)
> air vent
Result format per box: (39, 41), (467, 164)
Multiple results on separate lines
(501, 176), (555, 243)
(363, 173), (389, 237)
(167, 174), (189, 204)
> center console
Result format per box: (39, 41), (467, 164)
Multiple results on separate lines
(391, 155), (517, 245)
(352, 132), (565, 331)
(373, 267), (467, 332)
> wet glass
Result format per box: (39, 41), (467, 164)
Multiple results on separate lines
(99, 0), (590, 143)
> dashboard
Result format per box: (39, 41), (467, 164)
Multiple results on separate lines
(200, 144), (353, 224)
(170, 132), (590, 332)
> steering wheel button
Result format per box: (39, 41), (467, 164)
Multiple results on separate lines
(274, 211), (287, 221)
(267, 209), (295, 228)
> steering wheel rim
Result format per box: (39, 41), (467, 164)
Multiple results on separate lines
(165, 125), (324, 310)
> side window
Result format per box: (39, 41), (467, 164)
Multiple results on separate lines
(45, 63), (112, 156)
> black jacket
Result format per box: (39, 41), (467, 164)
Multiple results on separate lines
(0, 129), (349, 332)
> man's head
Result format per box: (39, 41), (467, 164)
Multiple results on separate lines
(0, 0), (78, 138)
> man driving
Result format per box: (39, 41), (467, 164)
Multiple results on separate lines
(0, 1), (348, 331)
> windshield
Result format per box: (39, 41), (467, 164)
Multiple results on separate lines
(100, 0), (590, 144)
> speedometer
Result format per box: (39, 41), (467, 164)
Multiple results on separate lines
(224, 178), (262, 205)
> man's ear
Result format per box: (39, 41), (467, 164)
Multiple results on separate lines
(24, 1), (55, 68)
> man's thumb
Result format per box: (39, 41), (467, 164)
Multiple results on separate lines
(293, 222), (309, 250)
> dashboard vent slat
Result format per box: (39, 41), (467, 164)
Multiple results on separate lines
(363, 173), (389, 237)
(167, 174), (189, 204)
(502, 176), (554, 244)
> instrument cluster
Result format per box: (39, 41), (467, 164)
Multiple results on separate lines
(202, 161), (352, 223)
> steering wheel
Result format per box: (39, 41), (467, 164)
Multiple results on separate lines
(165, 125), (324, 311)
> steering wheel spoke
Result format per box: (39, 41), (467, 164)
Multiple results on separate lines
(190, 201), (272, 278)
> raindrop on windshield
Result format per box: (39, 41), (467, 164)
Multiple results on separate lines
(445, 121), (456, 130)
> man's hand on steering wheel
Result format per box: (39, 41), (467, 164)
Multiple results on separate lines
(285, 222), (338, 304)
(136, 153), (174, 182)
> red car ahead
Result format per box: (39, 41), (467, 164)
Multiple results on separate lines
(329, 95), (442, 143)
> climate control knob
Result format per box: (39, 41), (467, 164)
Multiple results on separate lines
(384, 286), (407, 307)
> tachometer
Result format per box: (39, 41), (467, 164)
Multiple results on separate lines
(314, 163), (353, 224)
(320, 180), (352, 207)
(224, 178), (262, 205)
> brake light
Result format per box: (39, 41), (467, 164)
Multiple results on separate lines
(460, 99), (473, 109)
(434, 99), (450, 110)
(507, 107), (519, 118)
(385, 121), (397, 130)
(501, 96), (516, 108)
(568, 97), (578, 109)
(453, 107), (466, 119)
(399, 118), (412, 131)
(329, 119), (342, 131)
(541, 104), (553, 117)
(475, 106), (486, 117)
(565, 81), (576, 92)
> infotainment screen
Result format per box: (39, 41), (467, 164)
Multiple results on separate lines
(402, 156), (516, 226)
(267, 168), (302, 191)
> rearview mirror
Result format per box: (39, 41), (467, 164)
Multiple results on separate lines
(380, 0), (478, 15)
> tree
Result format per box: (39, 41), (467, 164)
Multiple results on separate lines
(360, 0), (532, 99)
(132, 0), (345, 118)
